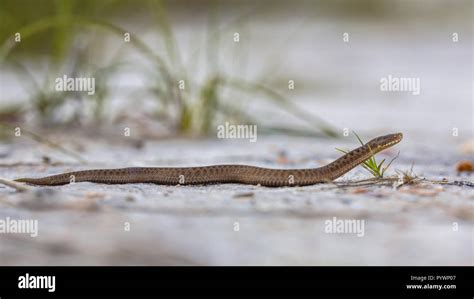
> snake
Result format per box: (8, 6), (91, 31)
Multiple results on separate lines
(14, 133), (402, 187)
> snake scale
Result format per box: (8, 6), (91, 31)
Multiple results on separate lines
(15, 133), (402, 187)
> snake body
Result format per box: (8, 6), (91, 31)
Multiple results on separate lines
(15, 133), (402, 187)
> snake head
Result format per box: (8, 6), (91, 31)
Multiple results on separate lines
(366, 132), (403, 154)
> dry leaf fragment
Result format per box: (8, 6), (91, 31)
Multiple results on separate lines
(456, 160), (473, 173)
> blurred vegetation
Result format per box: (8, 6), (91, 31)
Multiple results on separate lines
(3, 0), (418, 139)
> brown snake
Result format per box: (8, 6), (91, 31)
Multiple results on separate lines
(15, 133), (402, 187)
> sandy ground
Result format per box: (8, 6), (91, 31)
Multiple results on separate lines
(0, 133), (472, 265)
